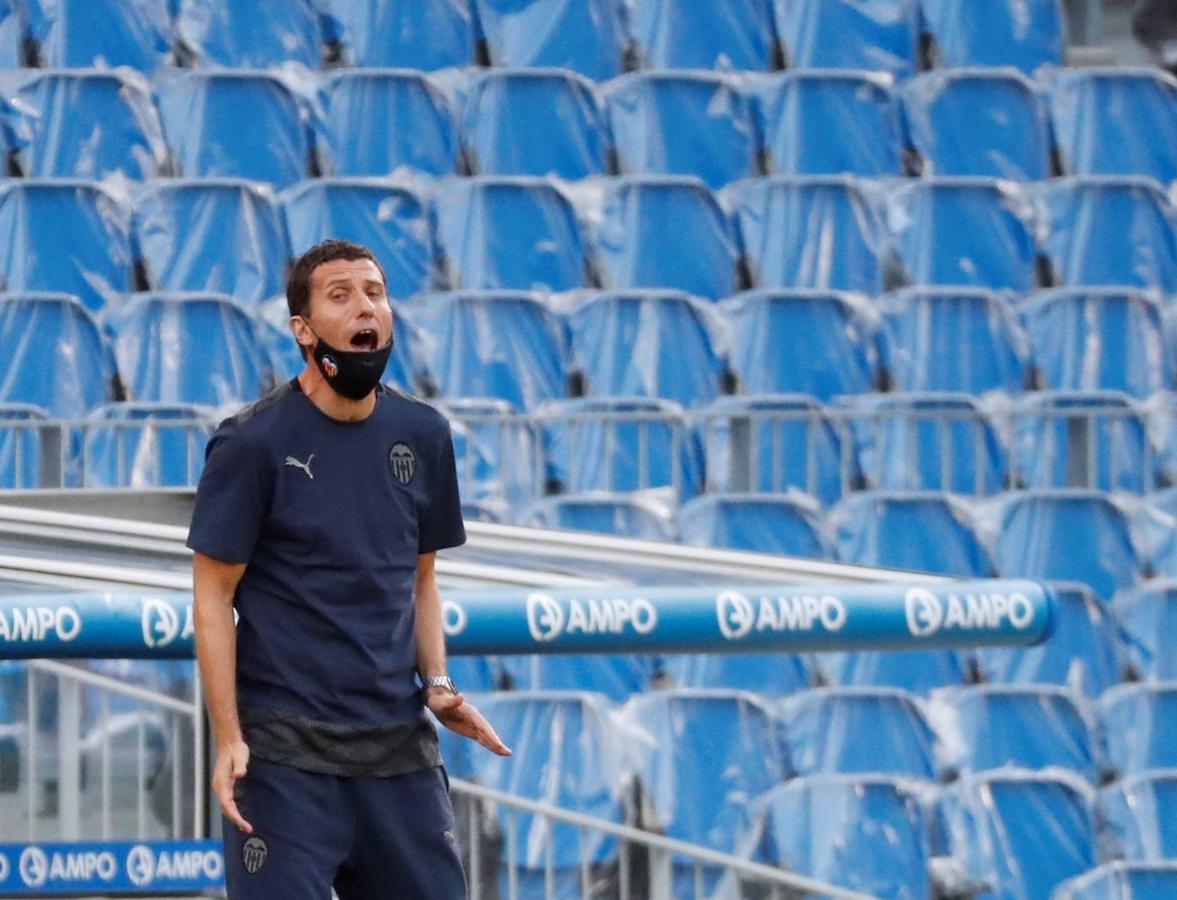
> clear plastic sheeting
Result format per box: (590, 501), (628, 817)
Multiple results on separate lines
(566, 290), (729, 408)
(0, 404), (48, 489)
(156, 70), (316, 188)
(321, 71), (459, 178)
(818, 646), (965, 696)
(103, 293), (275, 406)
(0, 0), (23, 66)
(283, 178), (437, 299)
(461, 69), (610, 180)
(781, 687), (937, 779)
(1098, 683), (1177, 776)
(133, 179), (289, 308)
(660, 652), (813, 699)
(774, 0), (920, 79)
(175, 0), (323, 69)
(1139, 487), (1177, 578)
(604, 72), (760, 189)
(920, 0), (1065, 74)
(433, 177), (592, 292)
(412, 291), (567, 410)
(1048, 68), (1177, 185)
(1036, 177), (1177, 292)
(0, 293), (119, 417)
(322, 0), (475, 69)
(629, 0), (777, 71)
(499, 655), (657, 704)
(900, 69), (1052, 181)
(1098, 770), (1177, 863)
(24, 0), (172, 69)
(1054, 862), (1177, 900)
(677, 492), (832, 558)
(724, 176), (889, 295)
(82, 402), (214, 488)
(1115, 580), (1177, 681)
(752, 70), (904, 177)
(886, 177), (1040, 291)
(474, 0), (631, 80)
(941, 768), (1095, 899)
(0, 179), (132, 312)
(444, 399), (538, 512)
(520, 492), (676, 541)
(594, 176), (741, 299)
(752, 774), (933, 899)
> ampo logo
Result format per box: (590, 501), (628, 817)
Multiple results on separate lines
(527, 592), (565, 642)
(126, 845), (154, 887)
(905, 588), (944, 638)
(716, 590), (755, 640)
(0, 850), (10, 882)
(19, 847), (47, 888)
(141, 597), (180, 648)
(441, 600), (467, 637)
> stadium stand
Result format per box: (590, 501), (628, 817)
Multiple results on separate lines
(174, 0), (323, 69)
(1054, 862), (1177, 900)
(660, 651), (813, 699)
(82, 402), (213, 488)
(24, 0), (172, 69)
(1116, 580), (1177, 681)
(498, 655), (656, 704)
(0, 404), (48, 489)
(520, 492), (676, 541)
(676, 492), (831, 558)
(0, 0), (23, 67)
(1099, 683), (1177, 776)
(629, 0), (778, 71)
(474, 0), (630, 79)
(774, 0), (920, 78)
(1098, 769), (1177, 863)
(920, 0), (1065, 73)
(322, 0), (475, 69)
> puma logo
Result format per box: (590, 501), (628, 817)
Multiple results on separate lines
(284, 454), (314, 479)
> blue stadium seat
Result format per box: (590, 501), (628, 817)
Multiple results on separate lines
(0, 404), (48, 489)
(840, 393), (1008, 495)
(725, 176), (889, 295)
(473, 0), (630, 79)
(82, 403), (213, 488)
(460, 69), (610, 179)
(774, 0), (920, 78)
(566, 290), (729, 407)
(0, 0), (24, 66)
(12, 70), (167, 179)
(282, 178), (437, 300)
(433, 177), (592, 292)
(818, 646), (966, 696)
(879, 287), (1030, 394)
(499, 655), (657, 704)
(754, 70), (904, 176)
(900, 69), (1052, 181)
(696, 394), (853, 504)
(133, 180), (288, 309)
(445, 399), (539, 511)
(629, 0), (778, 70)
(887, 177), (1041, 291)
(1116, 580), (1177, 681)
(323, 0), (474, 69)
(605, 72), (760, 189)
(1054, 862), (1177, 900)
(1143, 488), (1177, 579)
(175, 0), (322, 68)
(537, 397), (704, 499)
(723, 290), (878, 399)
(0, 180), (133, 312)
(920, 0), (1065, 73)
(0, 293), (120, 418)
(156, 71), (315, 188)
(411, 291), (566, 410)
(941, 770), (1095, 899)
(445, 656), (501, 695)
(320, 70), (458, 178)
(521, 492), (676, 541)
(976, 581), (1121, 698)
(754, 775), (933, 898)
(104, 293), (274, 406)
(781, 687), (937, 779)
(1099, 684), (1177, 776)
(1098, 770), (1177, 864)
(1037, 177), (1177, 292)
(26, 0), (171, 68)
(1049, 68), (1177, 185)
(677, 493), (832, 558)
(661, 652), (813, 698)
(594, 177), (741, 299)
(991, 490), (1144, 600)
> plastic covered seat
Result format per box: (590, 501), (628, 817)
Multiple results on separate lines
(1049, 68), (1177, 185)
(901, 68), (1052, 181)
(0, 179), (133, 312)
(521, 492), (676, 541)
(444, 399), (538, 512)
(1099, 684), (1177, 776)
(133, 179), (289, 308)
(774, 0), (920, 79)
(156, 71), (315, 188)
(629, 0), (778, 71)
(1116, 580), (1177, 681)
(754, 70), (904, 176)
(499, 655), (657, 705)
(82, 402), (214, 488)
(176, 0), (322, 68)
(473, 0), (630, 80)
(433, 177), (592, 292)
(1098, 770), (1177, 864)
(282, 178), (437, 300)
(320, 70), (458, 178)
(1142, 488), (1177, 579)
(661, 652), (812, 699)
(677, 492), (831, 558)
(605, 72), (760, 189)
(323, 0), (474, 69)
(0, 0), (24, 66)
(921, 0), (1065, 74)
(725, 176), (889, 295)
(567, 290), (729, 408)
(887, 177), (1041, 291)
(25, 0), (171, 69)
(0, 404), (48, 489)
(1037, 177), (1177, 292)
(461, 69), (610, 179)
(1054, 862), (1177, 900)
(818, 646), (966, 696)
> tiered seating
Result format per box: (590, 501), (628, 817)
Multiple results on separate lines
(629, 0), (778, 71)
(25, 0), (172, 69)
(175, 0), (323, 69)
(520, 492), (675, 541)
(774, 0), (920, 78)
(1099, 770), (1177, 863)
(920, 0), (1065, 73)
(322, 0), (475, 69)
(676, 492), (831, 557)
(1055, 862), (1177, 899)
(1099, 684), (1177, 776)
(1116, 581), (1177, 681)
(474, 0), (630, 79)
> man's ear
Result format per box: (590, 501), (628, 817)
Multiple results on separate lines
(290, 316), (315, 352)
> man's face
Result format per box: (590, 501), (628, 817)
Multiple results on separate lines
(292, 257), (392, 355)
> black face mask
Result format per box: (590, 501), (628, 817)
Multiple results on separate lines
(305, 326), (393, 401)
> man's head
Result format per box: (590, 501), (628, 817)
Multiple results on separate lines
(287, 239), (392, 360)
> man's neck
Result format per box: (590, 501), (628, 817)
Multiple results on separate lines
(297, 367), (376, 422)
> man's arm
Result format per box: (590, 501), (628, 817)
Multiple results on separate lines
(415, 552), (510, 756)
(193, 551), (254, 832)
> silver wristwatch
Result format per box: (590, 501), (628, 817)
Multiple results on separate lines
(423, 674), (458, 694)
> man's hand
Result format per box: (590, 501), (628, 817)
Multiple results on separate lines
(427, 690), (511, 757)
(212, 740), (254, 833)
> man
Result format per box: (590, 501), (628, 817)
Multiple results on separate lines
(189, 239), (509, 899)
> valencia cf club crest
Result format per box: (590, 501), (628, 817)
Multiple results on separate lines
(321, 355), (339, 377)
(389, 442), (416, 485)
(242, 836), (268, 874)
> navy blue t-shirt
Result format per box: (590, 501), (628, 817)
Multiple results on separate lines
(187, 380), (465, 741)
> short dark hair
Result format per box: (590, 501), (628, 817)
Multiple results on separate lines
(286, 239), (387, 319)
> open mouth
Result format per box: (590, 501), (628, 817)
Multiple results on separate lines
(350, 329), (379, 351)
